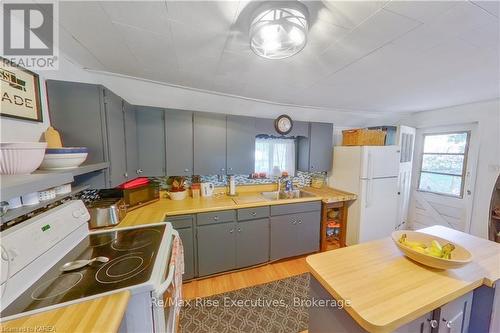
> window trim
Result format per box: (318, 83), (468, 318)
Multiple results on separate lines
(417, 130), (470, 198)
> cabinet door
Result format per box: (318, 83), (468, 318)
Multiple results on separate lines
(197, 222), (236, 276)
(165, 110), (193, 176)
(296, 210), (321, 255)
(123, 101), (138, 178)
(194, 113), (226, 175)
(177, 227), (195, 280)
(438, 292), (473, 333)
(270, 215), (297, 260)
(136, 107), (166, 177)
(46, 81), (106, 165)
(103, 89), (127, 187)
(395, 312), (433, 333)
(236, 218), (269, 268)
(227, 115), (256, 175)
(309, 122), (333, 172)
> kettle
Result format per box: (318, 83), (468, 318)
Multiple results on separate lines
(200, 182), (215, 197)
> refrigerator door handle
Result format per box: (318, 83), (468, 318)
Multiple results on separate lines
(366, 179), (371, 208)
(366, 152), (372, 208)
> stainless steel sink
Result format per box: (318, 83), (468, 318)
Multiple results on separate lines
(261, 190), (316, 201)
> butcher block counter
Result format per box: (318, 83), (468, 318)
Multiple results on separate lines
(0, 291), (130, 333)
(306, 225), (500, 333)
(301, 186), (357, 203)
(117, 184), (335, 229)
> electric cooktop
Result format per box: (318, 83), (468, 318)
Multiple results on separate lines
(1, 224), (165, 318)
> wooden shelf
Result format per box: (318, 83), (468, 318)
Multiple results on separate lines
(35, 162), (109, 177)
(0, 185), (89, 224)
(1, 173), (74, 201)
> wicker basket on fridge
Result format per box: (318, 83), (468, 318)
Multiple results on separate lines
(342, 129), (386, 146)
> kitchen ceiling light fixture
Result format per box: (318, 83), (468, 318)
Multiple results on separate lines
(249, 1), (309, 60)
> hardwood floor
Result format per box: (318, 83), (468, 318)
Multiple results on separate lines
(182, 256), (310, 300)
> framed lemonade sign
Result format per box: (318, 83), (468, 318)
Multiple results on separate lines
(1, 57), (43, 122)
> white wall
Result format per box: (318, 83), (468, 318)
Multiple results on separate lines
(400, 99), (500, 238)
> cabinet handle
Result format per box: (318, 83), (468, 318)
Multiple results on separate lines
(238, 228), (241, 232)
(229, 167), (233, 171)
(213, 216), (219, 221)
(428, 319), (438, 329)
(137, 169), (143, 174)
(298, 219), (302, 224)
(229, 229), (234, 233)
(221, 168), (225, 171)
(445, 320), (453, 329)
(292, 220), (296, 225)
(184, 169), (189, 172)
(250, 212), (257, 216)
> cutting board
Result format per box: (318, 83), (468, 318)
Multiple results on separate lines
(232, 195), (267, 205)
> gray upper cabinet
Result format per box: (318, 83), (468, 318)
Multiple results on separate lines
(193, 113), (226, 175)
(298, 122), (333, 172)
(46, 81), (107, 164)
(123, 101), (138, 178)
(226, 115), (256, 175)
(136, 107), (166, 177)
(103, 89), (127, 187)
(288, 120), (309, 137)
(165, 110), (193, 176)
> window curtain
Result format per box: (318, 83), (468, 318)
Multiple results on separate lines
(255, 137), (296, 176)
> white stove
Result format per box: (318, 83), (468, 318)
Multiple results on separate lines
(0, 200), (180, 332)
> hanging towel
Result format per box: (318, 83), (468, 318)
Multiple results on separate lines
(168, 233), (184, 329)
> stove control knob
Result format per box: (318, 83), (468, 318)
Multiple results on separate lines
(72, 210), (81, 218)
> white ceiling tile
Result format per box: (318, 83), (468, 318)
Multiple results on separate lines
(165, 1), (239, 33)
(59, 2), (139, 75)
(100, 1), (170, 35)
(321, 1), (391, 29)
(111, 21), (178, 75)
(471, 1), (500, 18)
(326, 8), (421, 61)
(385, 1), (458, 23)
(58, 28), (105, 70)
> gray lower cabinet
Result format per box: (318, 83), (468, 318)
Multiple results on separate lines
(103, 89), (127, 187)
(437, 291), (473, 333)
(226, 115), (256, 175)
(270, 204), (321, 261)
(165, 110), (193, 176)
(298, 122), (333, 172)
(194, 112), (227, 175)
(136, 107), (166, 177)
(168, 215), (196, 280)
(236, 218), (269, 268)
(197, 222), (237, 276)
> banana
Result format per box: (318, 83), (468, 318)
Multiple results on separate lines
(398, 234), (456, 260)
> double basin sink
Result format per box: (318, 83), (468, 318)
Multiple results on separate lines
(260, 190), (316, 201)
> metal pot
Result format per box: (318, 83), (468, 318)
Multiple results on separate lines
(87, 198), (127, 229)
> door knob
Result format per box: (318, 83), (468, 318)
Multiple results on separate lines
(184, 169), (189, 172)
(229, 229), (234, 233)
(428, 319), (438, 328)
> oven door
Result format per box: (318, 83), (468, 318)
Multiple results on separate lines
(152, 231), (180, 333)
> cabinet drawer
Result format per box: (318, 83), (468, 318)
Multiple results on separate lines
(197, 210), (235, 226)
(270, 201), (321, 216)
(166, 215), (194, 229)
(237, 206), (269, 221)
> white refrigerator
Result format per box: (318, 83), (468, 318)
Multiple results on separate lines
(329, 146), (400, 245)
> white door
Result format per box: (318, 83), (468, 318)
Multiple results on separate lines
(359, 177), (399, 242)
(409, 123), (479, 232)
(396, 126), (416, 230)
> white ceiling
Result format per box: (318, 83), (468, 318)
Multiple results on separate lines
(57, 1), (500, 114)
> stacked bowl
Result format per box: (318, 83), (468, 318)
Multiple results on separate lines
(39, 147), (88, 170)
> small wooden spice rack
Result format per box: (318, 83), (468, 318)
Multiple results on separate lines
(321, 201), (348, 250)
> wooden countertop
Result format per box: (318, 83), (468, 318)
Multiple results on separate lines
(117, 184), (333, 229)
(301, 186), (357, 203)
(0, 291), (130, 333)
(306, 225), (500, 333)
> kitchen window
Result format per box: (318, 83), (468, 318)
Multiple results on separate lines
(418, 131), (470, 197)
(255, 137), (296, 176)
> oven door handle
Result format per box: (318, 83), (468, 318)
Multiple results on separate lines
(155, 264), (176, 295)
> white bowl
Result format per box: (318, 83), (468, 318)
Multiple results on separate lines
(168, 190), (187, 201)
(392, 230), (472, 270)
(39, 153), (88, 170)
(0, 142), (47, 174)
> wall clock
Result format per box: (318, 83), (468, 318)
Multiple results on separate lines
(274, 114), (293, 135)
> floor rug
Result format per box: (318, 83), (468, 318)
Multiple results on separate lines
(180, 273), (310, 333)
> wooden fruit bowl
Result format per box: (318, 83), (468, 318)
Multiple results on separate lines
(391, 230), (472, 270)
